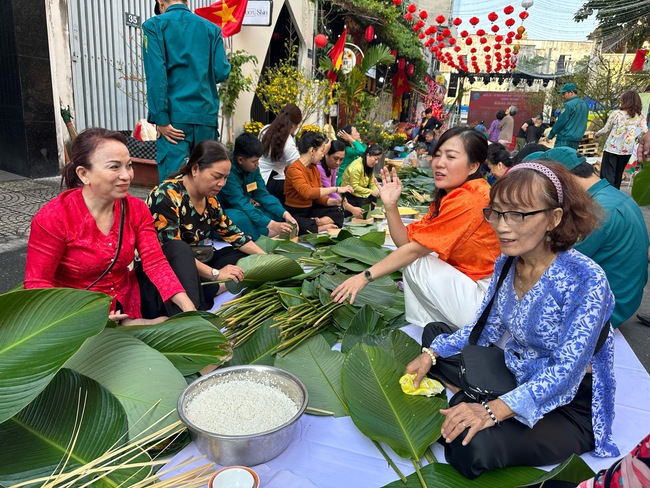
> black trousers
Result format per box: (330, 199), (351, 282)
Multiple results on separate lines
(422, 322), (595, 479)
(284, 203), (344, 235)
(599, 151), (631, 189)
(345, 194), (377, 209)
(266, 171), (285, 204)
(137, 240), (246, 318)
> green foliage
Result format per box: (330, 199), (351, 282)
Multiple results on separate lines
(574, 0), (650, 48)
(219, 50), (258, 117)
(256, 46), (335, 121)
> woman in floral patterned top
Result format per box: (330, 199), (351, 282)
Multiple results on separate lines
(406, 161), (618, 479)
(596, 90), (647, 189)
(143, 140), (265, 313)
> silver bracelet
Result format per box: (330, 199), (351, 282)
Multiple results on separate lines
(421, 347), (437, 366)
(481, 400), (499, 426)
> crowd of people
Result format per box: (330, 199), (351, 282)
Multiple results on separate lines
(22, 11), (650, 479)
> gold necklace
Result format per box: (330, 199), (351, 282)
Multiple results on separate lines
(514, 254), (556, 298)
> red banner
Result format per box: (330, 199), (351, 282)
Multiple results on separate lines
(195, 0), (248, 38)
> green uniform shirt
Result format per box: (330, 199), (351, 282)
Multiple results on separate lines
(548, 95), (589, 143)
(574, 179), (649, 327)
(142, 4), (231, 128)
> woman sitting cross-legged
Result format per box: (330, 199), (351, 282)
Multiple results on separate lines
(406, 161), (617, 479)
(339, 144), (383, 209)
(24, 128), (195, 325)
(143, 140), (265, 314)
(283, 131), (353, 234)
(332, 127), (500, 330)
(217, 132), (299, 240)
(318, 140), (364, 219)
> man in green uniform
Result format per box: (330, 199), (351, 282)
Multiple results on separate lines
(545, 82), (589, 150)
(142, 0), (231, 181)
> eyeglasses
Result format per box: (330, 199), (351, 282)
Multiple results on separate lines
(483, 207), (552, 225)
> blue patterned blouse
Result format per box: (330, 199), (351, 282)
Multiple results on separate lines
(431, 250), (619, 458)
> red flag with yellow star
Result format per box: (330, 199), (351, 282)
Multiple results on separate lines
(327, 28), (347, 83)
(195, 0), (248, 38)
(391, 66), (410, 97)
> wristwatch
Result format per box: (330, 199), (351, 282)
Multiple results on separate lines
(363, 269), (374, 282)
(211, 268), (220, 280)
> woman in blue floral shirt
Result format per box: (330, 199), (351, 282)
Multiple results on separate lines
(142, 140), (265, 314)
(407, 161), (618, 478)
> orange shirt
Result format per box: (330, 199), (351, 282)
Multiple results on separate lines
(284, 160), (329, 208)
(407, 179), (499, 281)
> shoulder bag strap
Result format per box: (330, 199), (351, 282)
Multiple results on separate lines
(468, 256), (515, 345)
(85, 198), (125, 290)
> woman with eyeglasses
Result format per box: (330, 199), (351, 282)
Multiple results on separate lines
(284, 131), (353, 234)
(332, 126), (500, 329)
(318, 140), (364, 219)
(405, 161), (617, 478)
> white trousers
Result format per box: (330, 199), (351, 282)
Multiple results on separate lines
(403, 254), (492, 329)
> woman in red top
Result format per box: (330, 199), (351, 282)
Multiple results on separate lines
(283, 131), (352, 234)
(24, 128), (195, 325)
(332, 126), (500, 329)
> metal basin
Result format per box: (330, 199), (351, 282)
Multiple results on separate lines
(177, 365), (308, 467)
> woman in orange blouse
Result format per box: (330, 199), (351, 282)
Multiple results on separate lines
(333, 127), (500, 329)
(284, 131), (353, 234)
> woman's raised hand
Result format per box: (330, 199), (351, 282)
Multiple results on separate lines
(219, 264), (245, 283)
(337, 130), (353, 143)
(378, 167), (402, 207)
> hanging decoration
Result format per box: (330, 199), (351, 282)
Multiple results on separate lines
(365, 26), (374, 42)
(314, 34), (328, 48)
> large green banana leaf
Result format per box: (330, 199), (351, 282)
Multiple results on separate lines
(65, 329), (187, 440)
(342, 343), (447, 460)
(341, 305), (386, 353)
(365, 329), (421, 368)
(632, 161), (650, 206)
(274, 335), (348, 417)
(318, 272), (398, 309)
(254, 235), (281, 253)
(329, 237), (391, 266)
(0, 288), (111, 424)
(227, 254), (304, 294)
(228, 319), (280, 366)
(518, 454), (595, 487)
(116, 312), (230, 375)
(0, 368), (150, 488)
(359, 231), (387, 246)
(381, 462), (544, 487)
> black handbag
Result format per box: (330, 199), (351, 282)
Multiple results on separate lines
(458, 257), (517, 402)
(458, 256), (611, 402)
(86, 199), (125, 290)
(190, 245), (215, 263)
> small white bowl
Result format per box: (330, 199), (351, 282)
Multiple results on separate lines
(209, 466), (260, 488)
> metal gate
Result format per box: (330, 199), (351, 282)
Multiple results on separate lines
(68, 0), (213, 131)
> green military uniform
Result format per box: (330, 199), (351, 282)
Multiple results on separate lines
(142, 4), (231, 181)
(548, 95), (589, 149)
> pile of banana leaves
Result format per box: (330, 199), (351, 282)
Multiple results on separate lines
(396, 166), (434, 208)
(214, 232), (406, 356)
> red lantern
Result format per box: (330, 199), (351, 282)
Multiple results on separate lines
(505, 18), (515, 27)
(415, 20), (425, 28)
(465, 38), (473, 45)
(419, 10), (428, 20)
(491, 25), (500, 32)
(470, 55), (477, 61)
(418, 32), (425, 39)
(479, 36), (487, 44)
(504, 5), (514, 14)
(476, 28), (486, 36)
(448, 37), (456, 45)
(470, 47), (477, 53)
(515, 33), (522, 39)
(484, 45), (491, 52)
(438, 42), (445, 49)
(431, 46), (438, 52)
(436, 34), (444, 41)
(485, 54), (491, 59)
(391, 49), (397, 57)
(392, 0), (402, 5)
(365, 26), (374, 42)
(407, 4), (417, 13)
(398, 58), (405, 69)
(488, 12), (498, 22)
(435, 14), (446, 24)
(505, 37), (513, 44)
(474, 67), (480, 73)
(406, 64), (415, 75)
(314, 34), (328, 48)
(494, 43), (502, 50)
(495, 35), (504, 42)
(454, 45), (462, 52)
(460, 30), (469, 37)
(519, 11), (529, 20)
(469, 16), (479, 26)
(507, 31), (515, 37)
(413, 24), (420, 32)
(504, 47), (511, 52)
(517, 25), (526, 34)
(425, 26), (435, 35)
(442, 28), (451, 37)
(453, 17), (462, 26)
(404, 12), (413, 21)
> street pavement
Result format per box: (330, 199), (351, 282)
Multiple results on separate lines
(1, 169), (649, 373)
